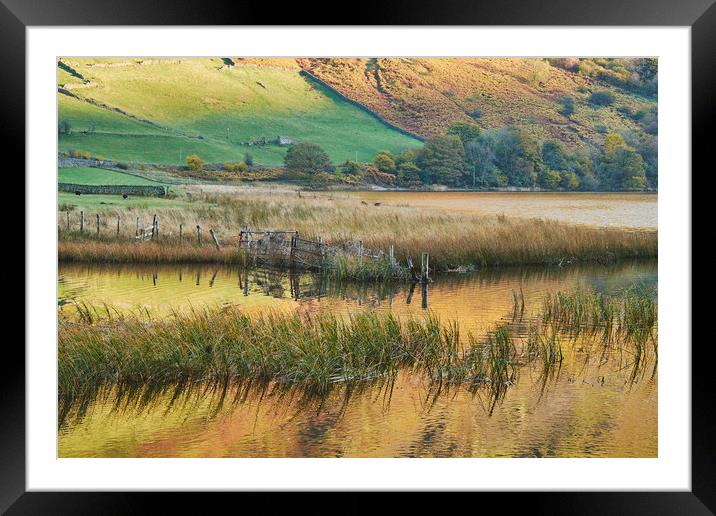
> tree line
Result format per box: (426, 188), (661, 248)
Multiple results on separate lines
(283, 121), (656, 191)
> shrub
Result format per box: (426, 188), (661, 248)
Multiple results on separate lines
(558, 96), (575, 117)
(244, 153), (254, 167)
(373, 150), (396, 173)
(186, 154), (204, 170)
(342, 160), (362, 174)
(447, 122), (482, 143)
(589, 91), (615, 107)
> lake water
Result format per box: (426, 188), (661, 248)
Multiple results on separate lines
(352, 192), (657, 229)
(58, 260), (657, 458)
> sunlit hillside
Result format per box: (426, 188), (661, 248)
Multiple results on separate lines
(297, 57), (657, 150)
(57, 58), (422, 166)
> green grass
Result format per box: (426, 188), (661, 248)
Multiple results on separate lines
(58, 58), (422, 166)
(58, 167), (162, 186)
(58, 192), (205, 211)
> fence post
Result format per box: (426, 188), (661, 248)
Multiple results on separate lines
(80, 211), (84, 233)
(116, 215), (120, 236)
(389, 245), (395, 266)
(358, 240), (363, 264)
(318, 236), (325, 268)
(421, 252), (430, 282)
(196, 225), (201, 244)
(210, 228), (220, 250)
(179, 224), (183, 245)
(66, 211), (70, 231)
(96, 214), (100, 236)
(135, 217), (140, 238)
(151, 214), (157, 240)
(290, 234), (296, 267)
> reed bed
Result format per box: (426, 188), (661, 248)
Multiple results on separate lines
(58, 190), (657, 273)
(59, 287), (658, 421)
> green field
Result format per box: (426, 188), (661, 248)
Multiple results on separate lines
(58, 58), (422, 166)
(58, 192), (206, 211)
(59, 167), (163, 186)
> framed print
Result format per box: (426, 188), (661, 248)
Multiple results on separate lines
(5, 0), (710, 512)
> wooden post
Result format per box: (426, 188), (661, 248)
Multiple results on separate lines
(289, 235), (296, 267)
(66, 211), (70, 231)
(196, 225), (201, 244)
(389, 245), (395, 266)
(80, 211), (84, 233)
(420, 253), (430, 282)
(135, 217), (140, 238)
(179, 224), (183, 245)
(116, 215), (120, 236)
(151, 214), (157, 240)
(358, 240), (363, 264)
(318, 236), (325, 268)
(96, 214), (100, 236)
(209, 228), (220, 250)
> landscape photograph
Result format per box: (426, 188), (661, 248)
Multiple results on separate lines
(56, 56), (658, 458)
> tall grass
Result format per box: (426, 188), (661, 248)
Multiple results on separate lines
(58, 190), (657, 273)
(59, 287), (658, 423)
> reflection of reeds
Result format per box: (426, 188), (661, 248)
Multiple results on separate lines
(59, 287), (657, 425)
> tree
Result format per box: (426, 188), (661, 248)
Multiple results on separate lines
(490, 128), (536, 187)
(284, 142), (331, 175)
(561, 171), (580, 190)
(600, 144), (647, 191)
(604, 133), (626, 153)
(416, 136), (468, 186)
(447, 122), (482, 144)
(541, 170), (562, 189)
(373, 150), (396, 173)
(464, 138), (496, 188)
(542, 140), (568, 171)
(186, 154), (204, 170)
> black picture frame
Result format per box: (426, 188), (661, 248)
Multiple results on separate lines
(5, 0), (708, 512)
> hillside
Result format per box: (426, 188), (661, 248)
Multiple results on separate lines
(57, 58), (422, 166)
(296, 57), (657, 151)
(57, 57), (657, 191)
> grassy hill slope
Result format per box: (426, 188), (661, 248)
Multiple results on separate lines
(57, 58), (422, 166)
(296, 58), (656, 151)
(58, 167), (163, 186)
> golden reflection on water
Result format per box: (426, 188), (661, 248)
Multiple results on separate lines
(59, 364), (656, 458)
(58, 261), (657, 458)
(59, 261), (657, 339)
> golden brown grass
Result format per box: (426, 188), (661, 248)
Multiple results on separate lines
(297, 58), (655, 149)
(58, 189), (657, 271)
